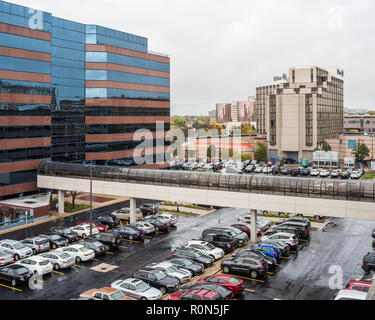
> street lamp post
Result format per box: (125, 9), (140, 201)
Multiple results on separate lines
(89, 164), (93, 236)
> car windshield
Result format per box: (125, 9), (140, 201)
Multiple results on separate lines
(13, 243), (26, 249)
(39, 260), (49, 266)
(204, 243), (216, 250)
(154, 270), (167, 280)
(109, 291), (125, 300)
(36, 239), (49, 245)
(15, 266), (29, 274)
(79, 247), (90, 252)
(229, 277), (240, 284)
(136, 282), (151, 292)
(92, 242), (104, 248)
(182, 259), (192, 266)
(228, 230), (239, 237)
(62, 229), (71, 234)
(167, 266), (178, 273)
(58, 253), (70, 259)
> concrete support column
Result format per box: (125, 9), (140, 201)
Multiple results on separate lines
(129, 197), (137, 224)
(250, 209), (258, 244)
(58, 190), (65, 214)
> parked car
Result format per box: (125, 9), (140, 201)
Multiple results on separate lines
(76, 220), (108, 232)
(244, 165), (255, 173)
(132, 268), (180, 294)
(39, 250), (75, 270)
(237, 215), (270, 232)
(272, 166), (280, 175)
(96, 215), (120, 229)
(330, 169), (342, 179)
(59, 244), (95, 263)
(277, 221), (310, 240)
(300, 168), (311, 176)
(319, 169), (330, 178)
(112, 226), (144, 241)
(202, 227), (248, 247)
(80, 240), (109, 256)
(345, 280), (371, 293)
(157, 213), (178, 227)
(0, 250), (13, 266)
(80, 287), (136, 300)
(147, 261), (191, 284)
(39, 234), (69, 250)
(333, 289), (367, 300)
(196, 274), (245, 295)
(230, 222), (261, 237)
(131, 221), (156, 235)
(0, 239), (33, 261)
(169, 287), (225, 301)
(15, 256), (53, 276)
(254, 166), (263, 173)
(111, 208), (143, 222)
(0, 264), (32, 286)
(168, 257), (205, 276)
(261, 232), (298, 249)
(350, 171), (361, 179)
(111, 278), (163, 300)
(251, 243), (281, 261)
(171, 247), (214, 267)
(362, 251), (375, 273)
(275, 217), (311, 230)
(258, 240), (290, 256)
(280, 167), (290, 175)
(181, 283), (233, 300)
(290, 168), (301, 176)
(21, 236), (50, 255)
(265, 225), (302, 240)
(231, 248), (277, 269)
(221, 256), (268, 278)
(89, 231), (122, 249)
(199, 233), (238, 254)
(341, 171), (351, 179)
(143, 215), (171, 232)
(310, 168), (321, 177)
(185, 240), (225, 261)
(50, 227), (79, 243)
(70, 224), (99, 239)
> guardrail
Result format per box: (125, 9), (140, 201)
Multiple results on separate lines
(38, 160), (375, 203)
(0, 216), (34, 230)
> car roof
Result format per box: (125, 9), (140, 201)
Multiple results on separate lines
(335, 289), (367, 299)
(124, 278), (143, 285)
(0, 239), (19, 244)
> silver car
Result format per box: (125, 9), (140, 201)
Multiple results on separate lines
(131, 221), (156, 235)
(0, 250), (13, 266)
(0, 239), (33, 261)
(39, 250), (75, 270)
(158, 213), (178, 226)
(21, 237), (50, 255)
(111, 278), (162, 300)
(147, 261), (192, 284)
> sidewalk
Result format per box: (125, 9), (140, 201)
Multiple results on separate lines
(0, 193), (129, 236)
(159, 205), (215, 217)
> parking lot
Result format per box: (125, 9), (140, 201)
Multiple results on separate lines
(0, 203), (373, 300)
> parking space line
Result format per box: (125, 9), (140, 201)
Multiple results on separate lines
(106, 252), (114, 255)
(52, 270), (64, 275)
(266, 272), (274, 275)
(289, 251), (297, 253)
(92, 258), (99, 261)
(144, 236), (153, 239)
(280, 256), (290, 260)
(74, 265), (83, 268)
(299, 239), (309, 242)
(228, 274), (265, 283)
(0, 283), (22, 292)
(119, 246), (128, 249)
(122, 239), (141, 243)
(276, 264), (282, 267)
(244, 288), (255, 293)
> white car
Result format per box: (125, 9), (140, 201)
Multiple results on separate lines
(261, 232), (298, 249)
(111, 208), (143, 221)
(111, 278), (163, 300)
(58, 244), (95, 263)
(262, 166), (272, 174)
(147, 261), (191, 284)
(350, 171), (361, 179)
(254, 166), (263, 173)
(310, 168), (321, 176)
(185, 240), (224, 261)
(158, 213), (178, 226)
(319, 169), (330, 177)
(333, 289), (367, 300)
(15, 256), (53, 276)
(0, 239), (33, 261)
(237, 215), (270, 231)
(39, 250), (75, 270)
(70, 224), (99, 238)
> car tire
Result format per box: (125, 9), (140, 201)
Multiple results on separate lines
(250, 270), (258, 278)
(14, 254), (20, 261)
(54, 263), (60, 270)
(155, 226), (159, 232)
(76, 257), (81, 263)
(129, 235), (133, 240)
(160, 286), (167, 294)
(52, 244), (57, 249)
(141, 297), (147, 300)
(209, 255), (216, 261)
(223, 266), (230, 274)
(32, 249), (37, 255)
(11, 279), (16, 287)
(82, 234), (86, 239)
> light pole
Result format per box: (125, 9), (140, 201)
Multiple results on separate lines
(89, 164), (93, 236)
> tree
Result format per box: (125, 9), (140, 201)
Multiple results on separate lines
(173, 117), (186, 128)
(241, 122), (256, 135)
(241, 153), (253, 161)
(254, 142), (267, 162)
(207, 145), (217, 159)
(352, 140), (370, 164)
(70, 191), (80, 209)
(322, 140), (332, 152)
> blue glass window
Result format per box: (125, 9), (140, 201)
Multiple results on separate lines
(0, 56), (50, 74)
(0, 32), (51, 53)
(52, 65), (84, 80)
(85, 88), (170, 101)
(52, 46), (85, 61)
(348, 140), (356, 149)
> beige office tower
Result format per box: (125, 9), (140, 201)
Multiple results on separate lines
(256, 66), (344, 162)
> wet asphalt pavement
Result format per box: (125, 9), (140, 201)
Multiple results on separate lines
(0, 204), (374, 300)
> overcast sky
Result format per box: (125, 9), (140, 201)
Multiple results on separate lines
(10, 0), (375, 115)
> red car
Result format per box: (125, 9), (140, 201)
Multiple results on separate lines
(76, 220), (108, 232)
(231, 223), (261, 237)
(196, 274), (245, 295)
(169, 288), (224, 300)
(345, 280), (371, 293)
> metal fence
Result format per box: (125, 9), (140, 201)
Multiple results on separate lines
(38, 160), (375, 202)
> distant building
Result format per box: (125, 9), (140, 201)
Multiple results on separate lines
(208, 110), (217, 123)
(216, 99), (255, 124)
(344, 115), (375, 134)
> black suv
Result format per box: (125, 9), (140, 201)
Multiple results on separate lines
(96, 215), (120, 229)
(221, 256), (268, 279)
(272, 167), (280, 175)
(171, 247), (214, 267)
(80, 239), (109, 256)
(144, 215), (171, 232)
(276, 217), (311, 230)
(139, 203), (159, 216)
(39, 233), (69, 249)
(168, 257), (205, 276)
(88, 232), (122, 249)
(50, 227), (79, 243)
(202, 226), (247, 247)
(232, 248), (277, 269)
(132, 268), (180, 294)
(265, 226), (301, 239)
(362, 252), (375, 273)
(290, 168), (301, 176)
(199, 233), (238, 254)
(277, 221), (310, 240)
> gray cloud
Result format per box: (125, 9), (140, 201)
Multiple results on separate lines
(10, 0), (375, 115)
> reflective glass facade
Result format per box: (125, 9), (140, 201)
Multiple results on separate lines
(0, 0), (170, 198)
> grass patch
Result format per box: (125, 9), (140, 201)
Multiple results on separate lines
(159, 208), (194, 215)
(50, 199), (90, 213)
(162, 201), (206, 210)
(362, 173), (375, 180)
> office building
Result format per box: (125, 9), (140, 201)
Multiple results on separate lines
(344, 115), (375, 133)
(256, 66), (344, 162)
(216, 99), (255, 125)
(0, 0), (170, 199)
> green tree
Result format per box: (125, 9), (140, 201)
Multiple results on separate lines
(352, 140), (370, 163)
(207, 145), (217, 159)
(254, 142), (267, 162)
(322, 140), (332, 152)
(173, 117), (186, 128)
(241, 153), (253, 161)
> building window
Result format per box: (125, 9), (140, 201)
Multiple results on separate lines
(348, 140), (356, 149)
